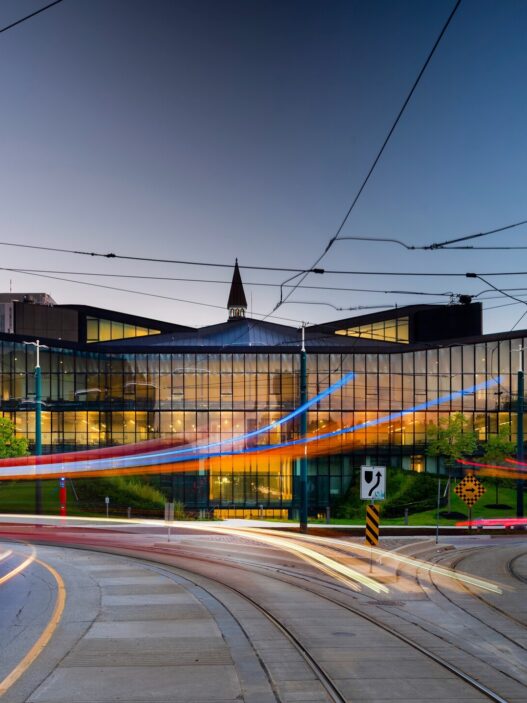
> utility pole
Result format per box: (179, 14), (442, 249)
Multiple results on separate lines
(299, 324), (308, 533)
(24, 339), (46, 515)
(517, 347), (524, 518)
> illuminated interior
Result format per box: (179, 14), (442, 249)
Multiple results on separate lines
(1, 337), (525, 511)
(86, 316), (161, 343)
(335, 316), (409, 343)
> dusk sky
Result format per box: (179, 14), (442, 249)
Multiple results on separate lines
(0, 0), (526, 332)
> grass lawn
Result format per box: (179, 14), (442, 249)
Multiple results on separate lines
(310, 480), (521, 525)
(0, 477), (522, 526)
(0, 480), (106, 517)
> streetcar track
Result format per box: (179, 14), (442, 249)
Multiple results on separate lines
(141, 560), (348, 703)
(64, 540), (512, 703)
(428, 548), (527, 646)
(4, 533), (522, 703)
(508, 552), (527, 585)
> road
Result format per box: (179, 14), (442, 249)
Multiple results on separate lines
(0, 520), (526, 702)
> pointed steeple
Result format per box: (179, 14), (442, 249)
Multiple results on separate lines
(227, 259), (247, 319)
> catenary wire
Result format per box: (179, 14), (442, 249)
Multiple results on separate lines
(0, 242), (318, 274)
(3, 266), (524, 331)
(0, 267), (457, 296)
(10, 267), (527, 301)
(5, 267), (459, 337)
(0, 0), (64, 34)
(4, 245), (527, 277)
(466, 273), (527, 309)
(337, 217), (527, 250)
(0, 268), (308, 325)
(273, 0), (463, 311)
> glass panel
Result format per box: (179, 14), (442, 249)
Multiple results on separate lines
(98, 320), (111, 342)
(335, 317), (409, 343)
(86, 318), (98, 343)
(111, 321), (124, 340)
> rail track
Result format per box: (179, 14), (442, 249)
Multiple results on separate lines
(77, 539), (513, 703)
(2, 528), (525, 702)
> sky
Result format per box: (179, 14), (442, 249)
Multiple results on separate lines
(0, 0), (526, 333)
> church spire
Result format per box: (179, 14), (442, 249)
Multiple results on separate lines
(227, 259), (247, 319)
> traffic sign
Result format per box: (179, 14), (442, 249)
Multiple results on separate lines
(365, 504), (380, 546)
(454, 473), (486, 507)
(361, 466), (386, 501)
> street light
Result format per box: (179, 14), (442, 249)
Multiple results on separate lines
(23, 339), (47, 515)
(516, 346), (524, 518)
(299, 324), (308, 533)
(489, 343), (524, 518)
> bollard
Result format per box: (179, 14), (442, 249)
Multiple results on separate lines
(404, 508), (409, 525)
(127, 506), (131, 519)
(259, 504), (263, 518)
(326, 506), (331, 524)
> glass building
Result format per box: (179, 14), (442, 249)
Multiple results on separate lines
(0, 268), (524, 516)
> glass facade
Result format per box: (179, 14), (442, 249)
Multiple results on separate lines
(1, 335), (525, 511)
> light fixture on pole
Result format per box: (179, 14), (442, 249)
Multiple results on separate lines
(517, 346), (524, 518)
(299, 324), (308, 533)
(23, 339), (48, 516)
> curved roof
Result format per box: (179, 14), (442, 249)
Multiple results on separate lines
(95, 317), (402, 351)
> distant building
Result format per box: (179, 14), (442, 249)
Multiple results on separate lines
(0, 265), (523, 516)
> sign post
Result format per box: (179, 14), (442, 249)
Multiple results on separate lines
(165, 502), (175, 542)
(59, 476), (67, 517)
(361, 466), (386, 570)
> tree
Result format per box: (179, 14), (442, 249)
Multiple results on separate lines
(480, 427), (515, 505)
(0, 417), (29, 458)
(426, 413), (478, 513)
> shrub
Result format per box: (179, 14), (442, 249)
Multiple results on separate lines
(335, 467), (438, 519)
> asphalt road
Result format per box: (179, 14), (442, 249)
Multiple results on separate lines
(0, 544), (58, 685)
(0, 525), (526, 703)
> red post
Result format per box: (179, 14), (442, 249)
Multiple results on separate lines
(59, 476), (67, 517)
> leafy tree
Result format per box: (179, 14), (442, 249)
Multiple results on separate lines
(480, 427), (515, 505)
(0, 416), (29, 458)
(426, 413), (478, 512)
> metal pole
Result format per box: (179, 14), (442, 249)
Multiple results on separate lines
(435, 478), (441, 544)
(299, 325), (308, 533)
(59, 476), (67, 517)
(35, 341), (42, 516)
(517, 351), (524, 518)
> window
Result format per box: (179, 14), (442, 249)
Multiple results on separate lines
(335, 317), (409, 343)
(86, 317), (161, 343)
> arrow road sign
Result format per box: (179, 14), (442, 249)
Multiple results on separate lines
(361, 466), (386, 501)
(454, 474), (486, 507)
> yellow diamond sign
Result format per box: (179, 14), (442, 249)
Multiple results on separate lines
(454, 473), (486, 507)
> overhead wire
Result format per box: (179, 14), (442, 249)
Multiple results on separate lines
(272, 0), (463, 312)
(0, 267), (457, 296)
(10, 267), (527, 302)
(0, 242), (318, 274)
(0, 0), (64, 35)
(337, 217), (527, 251)
(0, 267), (307, 325)
(4, 250), (527, 277)
(465, 273), (527, 309)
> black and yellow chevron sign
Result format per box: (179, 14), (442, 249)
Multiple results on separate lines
(454, 473), (486, 508)
(365, 504), (380, 546)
